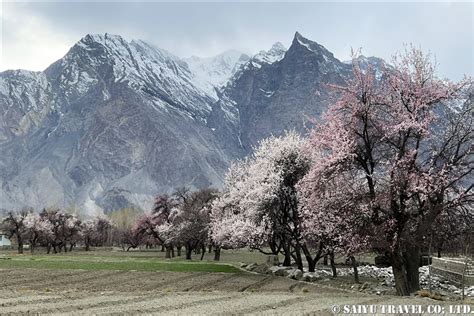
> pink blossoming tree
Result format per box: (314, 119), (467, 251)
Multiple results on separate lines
(23, 212), (54, 253)
(211, 132), (312, 270)
(82, 216), (113, 251)
(300, 47), (472, 295)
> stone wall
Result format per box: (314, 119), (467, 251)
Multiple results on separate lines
(431, 257), (474, 286)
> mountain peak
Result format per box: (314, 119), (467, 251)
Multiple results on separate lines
(293, 31), (305, 41)
(293, 31), (315, 46)
(79, 33), (127, 47)
(76, 33), (172, 58)
(291, 31), (315, 48)
(270, 42), (286, 52)
(251, 42), (287, 66)
(290, 31), (334, 60)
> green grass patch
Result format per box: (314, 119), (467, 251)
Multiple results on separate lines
(0, 255), (242, 273)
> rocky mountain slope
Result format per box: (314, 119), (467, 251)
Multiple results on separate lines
(0, 32), (364, 214)
(209, 32), (352, 154)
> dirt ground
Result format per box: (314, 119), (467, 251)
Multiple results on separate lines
(1, 268), (469, 315)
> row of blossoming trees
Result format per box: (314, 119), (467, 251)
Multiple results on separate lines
(1, 188), (219, 261)
(1, 48), (471, 296)
(210, 48), (473, 296)
(2, 209), (112, 254)
(123, 187), (219, 260)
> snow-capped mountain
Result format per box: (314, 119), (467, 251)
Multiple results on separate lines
(184, 50), (250, 99)
(0, 33), (234, 214)
(209, 32), (352, 153)
(46, 34), (215, 120)
(224, 42), (287, 89)
(252, 42), (287, 66)
(0, 31), (368, 214)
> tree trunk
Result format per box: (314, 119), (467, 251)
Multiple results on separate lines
(17, 238), (24, 254)
(330, 251), (337, 278)
(171, 246), (175, 258)
(208, 244), (212, 253)
(69, 243), (74, 252)
(282, 242), (292, 266)
(392, 251), (410, 296)
(165, 246), (172, 259)
(161, 244), (165, 252)
(404, 244), (420, 293)
(349, 256), (359, 283)
(301, 244), (316, 272)
(214, 246), (221, 261)
(200, 245), (206, 260)
(323, 254), (328, 266)
(437, 248), (441, 258)
(307, 258), (316, 273)
(294, 243), (304, 271)
(186, 247), (192, 260)
(177, 246), (182, 256)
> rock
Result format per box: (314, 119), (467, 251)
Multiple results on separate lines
(245, 263), (258, 272)
(270, 266), (291, 277)
(359, 282), (369, 291)
(268, 266), (290, 276)
(319, 270), (333, 277)
(383, 279), (394, 286)
(447, 285), (458, 292)
(265, 255), (280, 266)
(252, 264), (270, 274)
(302, 272), (320, 282)
(239, 262), (248, 268)
(287, 269), (303, 280)
(269, 266), (281, 274)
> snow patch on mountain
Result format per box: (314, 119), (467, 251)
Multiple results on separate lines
(292, 32), (332, 57)
(184, 50), (250, 99)
(0, 70), (50, 112)
(225, 42), (287, 88)
(57, 33), (217, 120)
(253, 42), (287, 65)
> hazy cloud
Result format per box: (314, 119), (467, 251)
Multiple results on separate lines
(1, 1), (473, 80)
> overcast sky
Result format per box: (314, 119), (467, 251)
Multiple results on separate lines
(1, 1), (473, 80)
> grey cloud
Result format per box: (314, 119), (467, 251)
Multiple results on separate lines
(2, 1), (473, 79)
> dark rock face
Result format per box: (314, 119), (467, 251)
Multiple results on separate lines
(210, 32), (352, 154)
(0, 32), (358, 213)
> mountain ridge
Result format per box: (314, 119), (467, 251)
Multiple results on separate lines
(0, 31), (373, 214)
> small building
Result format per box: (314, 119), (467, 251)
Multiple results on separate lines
(0, 231), (12, 247)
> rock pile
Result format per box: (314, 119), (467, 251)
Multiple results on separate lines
(240, 262), (474, 297)
(336, 265), (474, 297)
